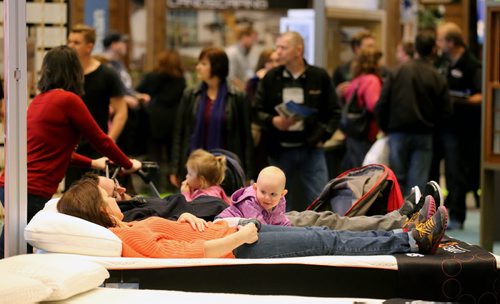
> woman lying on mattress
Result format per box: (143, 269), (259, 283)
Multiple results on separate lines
(57, 177), (448, 259)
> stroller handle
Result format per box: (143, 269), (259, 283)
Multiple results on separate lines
(104, 161), (162, 198)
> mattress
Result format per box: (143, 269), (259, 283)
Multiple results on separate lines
(58, 238), (500, 301)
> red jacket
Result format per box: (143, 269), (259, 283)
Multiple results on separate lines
(0, 89), (131, 198)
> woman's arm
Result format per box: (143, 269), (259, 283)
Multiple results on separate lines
(204, 224), (258, 258)
(65, 93), (133, 169)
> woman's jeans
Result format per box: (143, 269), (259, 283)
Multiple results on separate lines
(234, 224), (414, 258)
(0, 187), (49, 258)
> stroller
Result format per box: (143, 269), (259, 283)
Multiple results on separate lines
(209, 148), (246, 196)
(106, 161), (162, 198)
(307, 164), (404, 216)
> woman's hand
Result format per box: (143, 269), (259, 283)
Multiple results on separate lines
(122, 159), (142, 174)
(237, 223), (258, 244)
(91, 157), (109, 170)
(178, 213), (207, 232)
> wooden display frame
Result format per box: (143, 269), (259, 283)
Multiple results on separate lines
(480, 2), (500, 252)
(483, 5), (500, 167)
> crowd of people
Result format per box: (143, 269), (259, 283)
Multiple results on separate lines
(0, 20), (482, 258)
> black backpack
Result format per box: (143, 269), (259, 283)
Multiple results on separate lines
(339, 85), (370, 139)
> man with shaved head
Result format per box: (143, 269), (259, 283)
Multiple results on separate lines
(253, 31), (340, 211)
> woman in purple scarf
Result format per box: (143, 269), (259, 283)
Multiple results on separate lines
(170, 47), (254, 191)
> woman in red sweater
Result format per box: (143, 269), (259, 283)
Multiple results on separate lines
(0, 46), (141, 257)
(57, 177), (448, 259)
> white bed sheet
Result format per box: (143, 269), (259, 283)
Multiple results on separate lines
(57, 253), (400, 270)
(43, 287), (384, 304)
(42, 251), (500, 271)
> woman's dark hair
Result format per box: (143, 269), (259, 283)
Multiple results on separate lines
(351, 45), (382, 78)
(57, 178), (117, 228)
(37, 45), (84, 96)
(154, 49), (184, 78)
(198, 47), (229, 80)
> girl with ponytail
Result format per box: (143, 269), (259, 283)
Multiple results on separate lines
(181, 149), (231, 205)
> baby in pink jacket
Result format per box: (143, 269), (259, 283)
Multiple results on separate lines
(217, 166), (291, 226)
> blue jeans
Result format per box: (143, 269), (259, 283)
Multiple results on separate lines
(388, 133), (433, 196)
(0, 187), (49, 258)
(234, 224), (415, 258)
(269, 147), (328, 211)
(342, 137), (372, 170)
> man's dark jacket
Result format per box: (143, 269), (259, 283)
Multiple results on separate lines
(253, 62), (340, 155)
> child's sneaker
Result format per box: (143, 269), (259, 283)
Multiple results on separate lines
(399, 186), (422, 216)
(403, 195), (436, 232)
(411, 206), (448, 254)
(424, 181), (444, 207)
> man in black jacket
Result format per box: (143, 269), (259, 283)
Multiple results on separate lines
(253, 31), (340, 211)
(433, 23), (482, 230)
(376, 30), (452, 196)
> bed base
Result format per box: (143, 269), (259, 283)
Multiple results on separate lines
(106, 264), (397, 299)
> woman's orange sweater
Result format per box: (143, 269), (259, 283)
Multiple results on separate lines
(110, 217), (237, 258)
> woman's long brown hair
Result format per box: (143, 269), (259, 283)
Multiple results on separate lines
(57, 178), (117, 228)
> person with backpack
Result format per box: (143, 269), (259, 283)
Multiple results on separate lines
(340, 45), (383, 170)
(57, 176), (448, 257)
(216, 166), (290, 226)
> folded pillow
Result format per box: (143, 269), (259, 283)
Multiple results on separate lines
(43, 197), (60, 212)
(0, 272), (52, 304)
(0, 254), (109, 301)
(25, 210), (122, 257)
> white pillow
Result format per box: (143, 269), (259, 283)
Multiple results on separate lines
(43, 197), (60, 212)
(0, 272), (52, 304)
(0, 254), (109, 301)
(25, 210), (122, 257)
